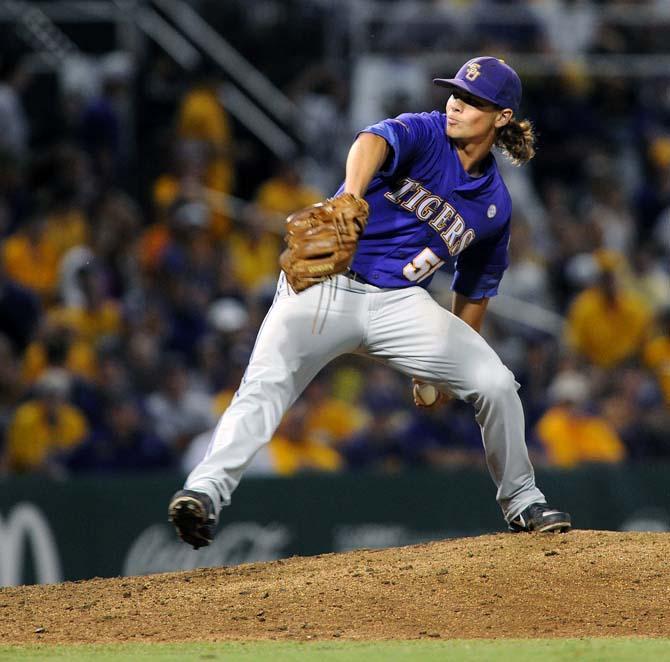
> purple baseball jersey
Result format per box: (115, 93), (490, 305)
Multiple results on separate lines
(335, 111), (512, 298)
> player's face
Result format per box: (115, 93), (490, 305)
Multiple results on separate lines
(445, 89), (509, 141)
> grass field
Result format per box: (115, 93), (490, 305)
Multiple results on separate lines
(2, 639), (670, 661)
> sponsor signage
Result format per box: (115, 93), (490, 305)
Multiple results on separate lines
(1, 466), (669, 586)
(0, 503), (62, 586)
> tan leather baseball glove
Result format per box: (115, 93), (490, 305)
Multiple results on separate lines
(279, 193), (369, 293)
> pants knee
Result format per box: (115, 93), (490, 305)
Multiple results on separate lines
(474, 364), (518, 402)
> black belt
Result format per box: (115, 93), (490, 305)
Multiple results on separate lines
(343, 268), (370, 284)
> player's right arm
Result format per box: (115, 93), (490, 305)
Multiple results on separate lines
(343, 132), (389, 197)
(452, 293), (489, 333)
(344, 112), (434, 197)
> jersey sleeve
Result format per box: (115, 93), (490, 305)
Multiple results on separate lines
(358, 112), (433, 177)
(451, 221), (510, 299)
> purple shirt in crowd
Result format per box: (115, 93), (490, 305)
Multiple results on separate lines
(335, 111), (512, 299)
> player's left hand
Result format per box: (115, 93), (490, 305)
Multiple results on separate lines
(279, 193), (369, 292)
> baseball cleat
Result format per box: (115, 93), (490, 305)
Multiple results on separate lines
(508, 503), (571, 533)
(168, 489), (217, 549)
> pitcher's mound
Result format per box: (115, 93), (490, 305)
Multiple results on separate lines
(1, 530), (669, 643)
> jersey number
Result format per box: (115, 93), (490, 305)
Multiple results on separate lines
(403, 248), (444, 283)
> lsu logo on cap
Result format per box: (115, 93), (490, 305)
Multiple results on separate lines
(465, 62), (482, 81)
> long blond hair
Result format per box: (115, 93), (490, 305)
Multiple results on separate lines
(495, 117), (536, 166)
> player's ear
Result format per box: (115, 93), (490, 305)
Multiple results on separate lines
(494, 108), (513, 129)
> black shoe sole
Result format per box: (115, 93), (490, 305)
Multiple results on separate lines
(509, 515), (572, 534)
(168, 496), (213, 549)
(534, 519), (572, 533)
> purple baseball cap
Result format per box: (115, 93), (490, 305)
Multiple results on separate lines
(433, 57), (521, 113)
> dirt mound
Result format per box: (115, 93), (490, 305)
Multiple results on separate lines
(1, 530), (669, 644)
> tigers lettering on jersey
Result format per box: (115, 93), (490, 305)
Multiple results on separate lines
(384, 178), (476, 256)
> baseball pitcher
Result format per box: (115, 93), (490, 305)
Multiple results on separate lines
(169, 57), (572, 549)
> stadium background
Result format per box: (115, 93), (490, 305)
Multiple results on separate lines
(1, 0), (670, 586)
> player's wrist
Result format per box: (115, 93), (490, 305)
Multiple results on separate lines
(342, 187), (366, 199)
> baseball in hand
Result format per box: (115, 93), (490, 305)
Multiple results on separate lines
(413, 382), (439, 406)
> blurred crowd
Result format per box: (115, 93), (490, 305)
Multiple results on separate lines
(1, 0), (670, 479)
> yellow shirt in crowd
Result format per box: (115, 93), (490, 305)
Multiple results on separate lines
(535, 406), (627, 468)
(305, 398), (368, 447)
(644, 335), (670, 405)
(6, 401), (89, 472)
(268, 435), (342, 476)
(2, 234), (60, 298)
(177, 87), (233, 195)
(227, 231), (281, 291)
(255, 178), (322, 217)
(47, 303), (122, 345)
(565, 288), (651, 368)
(19, 304), (120, 384)
(44, 209), (89, 258)
(22, 339), (98, 384)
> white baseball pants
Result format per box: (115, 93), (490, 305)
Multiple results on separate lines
(185, 272), (546, 522)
